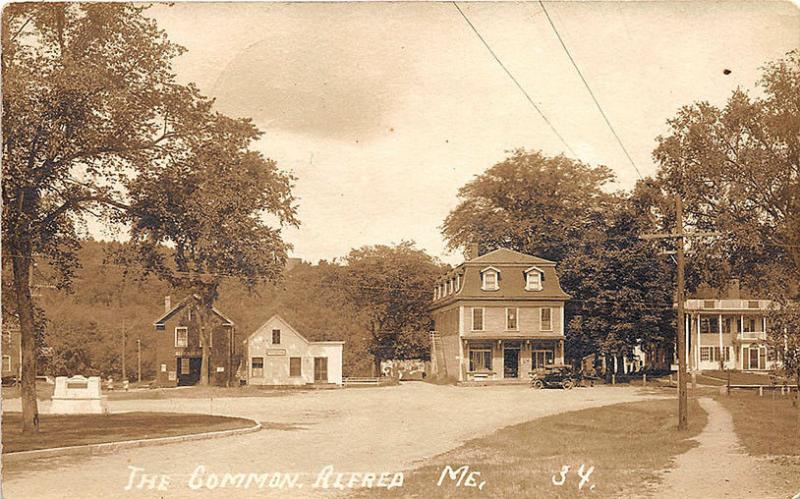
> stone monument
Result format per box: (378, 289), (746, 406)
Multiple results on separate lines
(49, 375), (107, 414)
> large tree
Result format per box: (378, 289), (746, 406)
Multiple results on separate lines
(1, 4), (198, 432)
(654, 50), (800, 287)
(122, 113), (298, 385)
(654, 50), (800, 383)
(441, 150), (675, 368)
(559, 186), (675, 374)
(335, 242), (443, 375)
(441, 149), (617, 262)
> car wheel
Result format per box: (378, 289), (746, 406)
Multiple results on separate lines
(562, 379), (574, 390)
(531, 380), (544, 389)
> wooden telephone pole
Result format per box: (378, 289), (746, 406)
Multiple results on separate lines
(137, 337), (142, 384)
(642, 196), (718, 431)
(674, 197), (688, 430)
(121, 320), (127, 382)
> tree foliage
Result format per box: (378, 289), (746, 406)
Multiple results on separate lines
(559, 187), (675, 371)
(2, 3), (202, 431)
(654, 50), (800, 288)
(121, 105), (298, 385)
(654, 50), (800, 383)
(335, 241), (444, 371)
(442, 150), (674, 368)
(442, 149), (617, 262)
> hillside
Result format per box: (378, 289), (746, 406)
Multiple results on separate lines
(31, 240), (374, 379)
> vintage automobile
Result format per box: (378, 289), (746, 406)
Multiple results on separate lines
(529, 366), (580, 390)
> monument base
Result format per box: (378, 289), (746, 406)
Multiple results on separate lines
(49, 396), (108, 415)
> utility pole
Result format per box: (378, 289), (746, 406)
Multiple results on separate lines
(121, 320), (127, 382)
(641, 195), (719, 431)
(675, 196), (688, 431)
(137, 337), (142, 384)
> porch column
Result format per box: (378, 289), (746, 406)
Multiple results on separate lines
(694, 316), (700, 369)
(685, 314), (691, 368)
(719, 313), (724, 368)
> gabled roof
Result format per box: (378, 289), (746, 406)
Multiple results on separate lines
(468, 248), (555, 265)
(524, 266), (544, 274)
(244, 314), (345, 345)
(153, 294), (234, 327)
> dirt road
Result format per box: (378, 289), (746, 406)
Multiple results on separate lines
(3, 383), (653, 498)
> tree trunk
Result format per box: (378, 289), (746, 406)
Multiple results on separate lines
(11, 243), (40, 433)
(195, 287), (217, 386)
(373, 355), (381, 378)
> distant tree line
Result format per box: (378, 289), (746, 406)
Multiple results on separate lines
(28, 239), (443, 381)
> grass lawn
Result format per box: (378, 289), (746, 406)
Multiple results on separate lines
(104, 384), (302, 400)
(362, 398), (707, 498)
(1, 412), (254, 453)
(2, 382), (55, 400)
(715, 390), (800, 456)
(2, 383), (301, 401)
(697, 370), (788, 386)
(715, 390), (800, 492)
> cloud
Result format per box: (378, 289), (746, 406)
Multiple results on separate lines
(209, 8), (418, 141)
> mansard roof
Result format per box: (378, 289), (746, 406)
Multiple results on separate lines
(467, 248), (556, 266)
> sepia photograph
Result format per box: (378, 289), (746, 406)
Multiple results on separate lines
(1, 1), (799, 497)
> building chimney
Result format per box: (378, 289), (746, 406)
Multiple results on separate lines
(164, 295), (171, 313)
(727, 279), (741, 300)
(466, 243), (480, 261)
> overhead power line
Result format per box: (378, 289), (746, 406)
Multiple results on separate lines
(452, 2), (577, 157)
(536, 1), (643, 179)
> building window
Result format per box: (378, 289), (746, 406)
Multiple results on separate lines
(180, 358), (190, 375)
(525, 270), (543, 291)
(175, 327), (188, 348)
(290, 357), (302, 377)
(160, 364), (167, 373)
(506, 308), (518, 330)
(469, 347), (492, 372)
(742, 317), (757, 333)
(272, 329), (281, 344)
(481, 268), (499, 291)
(701, 346), (731, 362)
(699, 317), (719, 334)
(2, 355), (11, 372)
(540, 308), (553, 331)
(252, 357), (264, 377)
(532, 350), (554, 369)
(472, 307), (484, 331)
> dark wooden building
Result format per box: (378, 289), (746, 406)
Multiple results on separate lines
(153, 295), (239, 386)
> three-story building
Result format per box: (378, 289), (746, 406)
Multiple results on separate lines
(430, 247), (570, 383)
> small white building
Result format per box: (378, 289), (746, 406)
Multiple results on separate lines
(244, 315), (344, 386)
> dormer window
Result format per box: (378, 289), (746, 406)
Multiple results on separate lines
(524, 267), (544, 291)
(481, 267), (500, 291)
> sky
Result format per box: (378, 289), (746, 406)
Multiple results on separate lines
(139, 1), (800, 265)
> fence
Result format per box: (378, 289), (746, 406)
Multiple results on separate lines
(343, 377), (380, 387)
